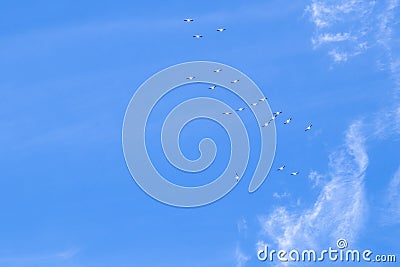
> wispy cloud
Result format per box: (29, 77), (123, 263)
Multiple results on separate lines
(0, 248), (79, 265)
(306, 0), (374, 29)
(312, 32), (352, 47)
(307, 0), (400, 139)
(272, 192), (291, 199)
(328, 50), (349, 62)
(237, 218), (248, 234)
(376, 0), (400, 90)
(258, 121), (368, 250)
(235, 245), (250, 267)
(308, 170), (325, 187)
(306, 0), (379, 62)
(383, 166), (400, 224)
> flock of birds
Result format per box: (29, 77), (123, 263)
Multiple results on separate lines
(183, 18), (312, 182)
(184, 18), (226, 38)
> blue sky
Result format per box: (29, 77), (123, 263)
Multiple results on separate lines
(0, 0), (399, 266)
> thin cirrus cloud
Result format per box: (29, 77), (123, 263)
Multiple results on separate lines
(258, 121), (368, 250)
(306, 0), (379, 62)
(272, 192), (291, 199)
(308, 170), (325, 188)
(237, 218), (248, 234)
(306, 0), (400, 137)
(235, 245), (250, 267)
(384, 166), (400, 224)
(311, 32), (352, 47)
(0, 248), (79, 265)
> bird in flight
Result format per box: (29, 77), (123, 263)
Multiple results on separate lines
(193, 35), (203, 38)
(277, 165), (285, 171)
(259, 97), (267, 102)
(237, 107), (245, 111)
(209, 85), (216, 90)
(284, 118), (292, 124)
(186, 76), (195, 80)
(217, 28), (226, 32)
(273, 111), (283, 116)
(214, 68), (222, 73)
(231, 79), (239, 83)
(235, 173), (240, 182)
(305, 124), (312, 131)
(184, 18), (194, 22)
(251, 102), (258, 106)
(223, 112), (232, 115)
(262, 121), (271, 127)
(291, 172), (299, 176)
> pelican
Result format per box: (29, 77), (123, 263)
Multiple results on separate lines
(193, 35), (203, 38)
(214, 69), (222, 73)
(223, 112), (232, 115)
(186, 76), (195, 80)
(237, 107), (245, 111)
(284, 118), (292, 124)
(277, 166), (285, 171)
(209, 85), (216, 90)
(291, 172), (299, 176)
(231, 79), (239, 83)
(305, 124), (312, 131)
(259, 97), (267, 102)
(235, 173), (240, 182)
(217, 28), (226, 32)
(184, 18), (194, 22)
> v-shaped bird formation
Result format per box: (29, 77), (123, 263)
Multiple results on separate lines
(182, 17), (313, 182)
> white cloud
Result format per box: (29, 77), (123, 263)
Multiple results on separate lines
(258, 121), (368, 250)
(305, 0), (372, 29)
(371, 105), (400, 139)
(376, 0), (400, 89)
(308, 170), (325, 187)
(384, 166), (400, 224)
(235, 245), (250, 267)
(272, 192), (291, 199)
(312, 32), (352, 47)
(306, 0), (377, 62)
(237, 218), (248, 234)
(328, 50), (349, 62)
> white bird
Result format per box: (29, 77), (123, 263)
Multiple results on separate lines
(259, 97), (267, 102)
(209, 85), (216, 90)
(184, 18), (194, 22)
(305, 124), (312, 131)
(284, 118), (292, 124)
(262, 121), (271, 127)
(223, 112), (232, 115)
(214, 69), (222, 73)
(270, 115), (277, 121)
(217, 28), (226, 32)
(277, 165), (285, 171)
(274, 111), (283, 116)
(193, 35), (203, 38)
(237, 107), (245, 111)
(291, 172), (299, 176)
(231, 79), (239, 83)
(251, 102), (258, 106)
(235, 173), (240, 182)
(186, 76), (195, 80)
